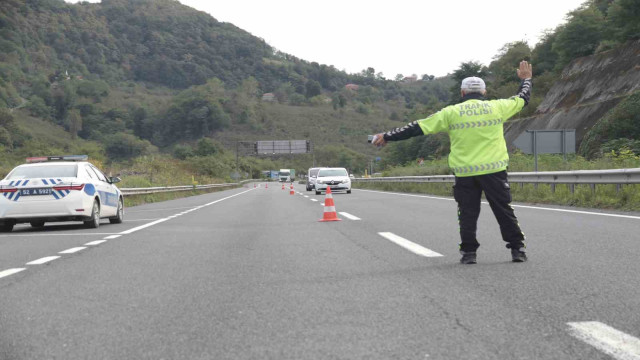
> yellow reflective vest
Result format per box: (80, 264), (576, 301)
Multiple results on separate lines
(417, 96), (525, 177)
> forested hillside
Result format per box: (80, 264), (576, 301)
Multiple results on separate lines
(0, 0), (452, 178)
(0, 0), (638, 182)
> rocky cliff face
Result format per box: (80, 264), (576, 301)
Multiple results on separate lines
(504, 40), (640, 150)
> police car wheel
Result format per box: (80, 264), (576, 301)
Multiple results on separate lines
(84, 201), (100, 229)
(347, 190), (351, 194)
(30, 221), (45, 228)
(110, 198), (124, 224)
(0, 223), (13, 232)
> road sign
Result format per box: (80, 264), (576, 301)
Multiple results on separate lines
(256, 140), (310, 154)
(513, 129), (576, 171)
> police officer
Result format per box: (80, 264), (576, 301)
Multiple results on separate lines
(372, 60), (533, 264)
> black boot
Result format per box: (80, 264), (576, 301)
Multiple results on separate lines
(511, 248), (527, 262)
(460, 251), (477, 264)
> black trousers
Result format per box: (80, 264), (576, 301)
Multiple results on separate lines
(453, 171), (525, 253)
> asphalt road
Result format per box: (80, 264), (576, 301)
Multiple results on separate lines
(1, 183), (639, 360)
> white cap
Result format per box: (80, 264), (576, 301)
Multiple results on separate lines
(460, 77), (486, 93)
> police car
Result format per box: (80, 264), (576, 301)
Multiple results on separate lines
(0, 155), (124, 232)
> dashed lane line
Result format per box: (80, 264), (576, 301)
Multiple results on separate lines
(0, 268), (26, 279)
(26, 256), (60, 265)
(339, 212), (361, 220)
(85, 240), (107, 246)
(59, 247), (86, 254)
(568, 321), (640, 360)
(310, 199), (318, 202)
(378, 232), (444, 258)
(1, 188), (256, 281)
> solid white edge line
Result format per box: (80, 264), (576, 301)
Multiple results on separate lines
(0, 268), (25, 279)
(59, 247), (86, 254)
(85, 240), (107, 246)
(378, 232), (444, 257)
(358, 188), (640, 220)
(104, 235), (121, 239)
(339, 212), (361, 220)
(568, 321), (640, 360)
(119, 188), (255, 235)
(26, 256), (61, 265)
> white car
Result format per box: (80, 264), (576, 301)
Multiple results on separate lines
(0, 155), (124, 232)
(314, 167), (351, 195)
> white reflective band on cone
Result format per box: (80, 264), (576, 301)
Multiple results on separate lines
(324, 206), (336, 212)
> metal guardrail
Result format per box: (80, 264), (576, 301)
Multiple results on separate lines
(120, 180), (254, 196)
(354, 168), (640, 184)
(354, 168), (640, 193)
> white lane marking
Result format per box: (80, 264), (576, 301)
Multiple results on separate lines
(119, 188), (254, 235)
(26, 256), (60, 265)
(85, 240), (107, 246)
(357, 189), (454, 202)
(127, 206), (196, 213)
(304, 196), (309, 198)
(0, 268), (25, 279)
(310, 199), (318, 202)
(59, 247), (86, 254)
(104, 235), (121, 239)
(339, 212), (361, 220)
(378, 232), (444, 257)
(568, 321), (640, 360)
(358, 188), (640, 220)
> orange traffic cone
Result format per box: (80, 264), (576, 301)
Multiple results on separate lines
(266, 183), (268, 189)
(319, 187), (341, 222)
(254, 183), (256, 188)
(282, 183), (285, 190)
(290, 184), (295, 195)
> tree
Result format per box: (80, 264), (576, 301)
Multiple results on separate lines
(305, 80), (322, 98)
(68, 109), (82, 139)
(552, 6), (606, 69)
(489, 41), (531, 86)
(395, 74), (404, 81)
(607, 0), (640, 42)
(104, 133), (152, 160)
(449, 61), (490, 103)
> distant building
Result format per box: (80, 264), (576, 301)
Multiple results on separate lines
(403, 75), (418, 83)
(261, 93), (276, 102)
(345, 84), (359, 91)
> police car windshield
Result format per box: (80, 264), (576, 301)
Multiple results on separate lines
(318, 169), (347, 177)
(6, 164), (78, 180)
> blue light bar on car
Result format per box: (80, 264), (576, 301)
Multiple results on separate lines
(26, 155), (89, 163)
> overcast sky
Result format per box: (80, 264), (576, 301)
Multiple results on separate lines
(65, 0), (587, 77)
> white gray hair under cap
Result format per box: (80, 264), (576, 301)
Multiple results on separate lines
(460, 77), (486, 93)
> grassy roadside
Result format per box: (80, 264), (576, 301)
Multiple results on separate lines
(353, 179), (640, 212)
(123, 184), (245, 207)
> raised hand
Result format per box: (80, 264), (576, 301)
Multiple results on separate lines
(517, 60), (533, 80)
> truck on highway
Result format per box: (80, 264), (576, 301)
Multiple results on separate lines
(278, 169), (295, 182)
